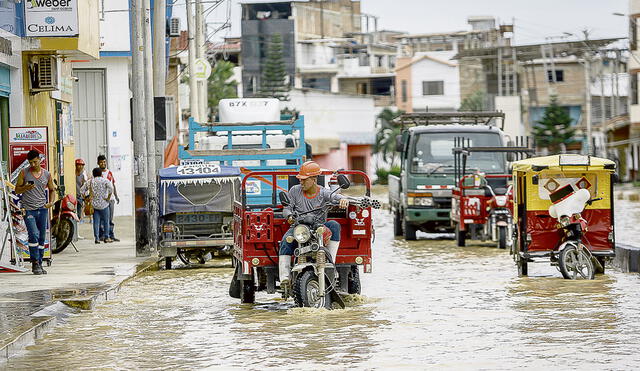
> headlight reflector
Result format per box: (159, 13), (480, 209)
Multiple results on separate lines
(293, 225), (311, 243)
(412, 197), (434, 206)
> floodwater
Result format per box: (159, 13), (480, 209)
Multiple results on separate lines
(4, 201), (640, 370)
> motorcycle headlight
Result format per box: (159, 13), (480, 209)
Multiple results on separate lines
(559, 216), (571, 227)
(293, 225), (311, 243)
(494, 196), (507, 207)
(66, 201), (75, 210)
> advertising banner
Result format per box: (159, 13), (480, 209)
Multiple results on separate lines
(24, 0), (78, 37)
(7, 126), (51, 261)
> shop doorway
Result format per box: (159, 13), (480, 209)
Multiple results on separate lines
(72, 69), (107, 168)
(0, 96), (8, 162)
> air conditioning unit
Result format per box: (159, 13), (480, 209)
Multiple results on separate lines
(29, 55), (58, 93)
(169, 17), (180, 37)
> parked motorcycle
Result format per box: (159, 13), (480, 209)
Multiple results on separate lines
(279, 176), (380, 309)
(51, 193), (79, 254)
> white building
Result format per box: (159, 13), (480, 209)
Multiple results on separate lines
(395, 51), (460, 112)
(71, 0), (134, 216)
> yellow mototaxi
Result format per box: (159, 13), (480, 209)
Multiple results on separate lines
(511, 154), (616, 278)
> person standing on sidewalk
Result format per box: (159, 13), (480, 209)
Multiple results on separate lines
(97, 155), (120, 242)
(75, 158), (87, 224)
(14, 150), (56, 275)
(83, 167), (113, 244)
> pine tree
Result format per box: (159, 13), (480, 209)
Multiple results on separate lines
(533, 95), (576, 153)
(258, 34), (290, 101)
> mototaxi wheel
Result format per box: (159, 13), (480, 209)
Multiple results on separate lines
(498, 226), (507, 250)
(517, 255), (528, 277)
(240, 278), (255, 304)
(347, 265), (361, 295)
(393, 210), (403, 236)
(455, 222), (466, 247)
(165, 257), (172, 270)
(52, 218), (75, 254)
(229, 265), (242, 299)
(293, 270), (332, 309)
(595, 256), (606, 274)
(558, 244), (595, 280)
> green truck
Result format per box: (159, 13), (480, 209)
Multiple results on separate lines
(389, 112), (508, 240)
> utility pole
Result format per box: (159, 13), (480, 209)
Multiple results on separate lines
(186, 0), (199, 122)
(130, 0), (150, 256)
(195, 0), (208, 122)
(584, 53), (592, 155)
(583, 29), (593, 156)
(143, 0), (158, 251)
(153, 0), (166, 95)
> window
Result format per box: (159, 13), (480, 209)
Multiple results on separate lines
(631, 18), (637, 51)
(546, 70), (564, 83)
(302, 77), (331, 91)
(401, 80), (408, 103)
(422, 81), (444, 96)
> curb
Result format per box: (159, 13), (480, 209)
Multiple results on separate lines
(0, 256), (161, 360)
(613, 244), (640, 273)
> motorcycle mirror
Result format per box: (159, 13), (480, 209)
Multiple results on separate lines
(337, 174), (350, 189)
(279, 191), (290, 206)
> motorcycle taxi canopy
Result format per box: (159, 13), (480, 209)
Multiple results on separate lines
(158, 165), (241, 216)
(511, 154), (616, 173)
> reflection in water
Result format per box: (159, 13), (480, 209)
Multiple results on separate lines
(5, 205), (640, 369)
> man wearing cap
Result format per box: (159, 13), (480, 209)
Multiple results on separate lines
(75, 158), (87, 224)
(279, 161), (350, 287)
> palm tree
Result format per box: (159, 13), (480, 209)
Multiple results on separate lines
(374, 108), (404, 166)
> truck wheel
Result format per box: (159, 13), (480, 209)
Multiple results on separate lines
(498, 226), (507, 250)
(393, 210), (403, 236)
(403, 219), (417, 240)
(347, 265), (361, 295)
(455, 223), (466, 247)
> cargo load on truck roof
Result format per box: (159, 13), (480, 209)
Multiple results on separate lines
(393, 111), (505, 130)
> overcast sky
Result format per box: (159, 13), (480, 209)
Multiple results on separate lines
(173, 0), (629, 45)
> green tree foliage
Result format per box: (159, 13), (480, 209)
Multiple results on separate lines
(208, 60), (238, 117)
(459, 90), (485, 111)
(258, 34), (290, 101)
(532, 95), (576, 153)
(374, 108), (405, 166)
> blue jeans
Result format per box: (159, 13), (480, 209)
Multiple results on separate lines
(99, 200), (116, 238)
(93, 207), (110, 241)
(279, 220), (340, 255)
(25, 208), (48, 264)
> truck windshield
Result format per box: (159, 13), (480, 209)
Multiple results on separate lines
(410, 132), (505, 174)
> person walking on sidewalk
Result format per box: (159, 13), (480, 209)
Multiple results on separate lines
(75, 158), (87, 224)
(83, 167), (113, 244)
(14, 150), (56, 275)
(97, 155), (120, 242)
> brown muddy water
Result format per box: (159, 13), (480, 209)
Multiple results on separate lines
(4, 203), (640, 370)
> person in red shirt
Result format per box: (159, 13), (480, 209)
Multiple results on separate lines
(97, 155), (120, 242)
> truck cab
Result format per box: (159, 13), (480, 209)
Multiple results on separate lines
(389, 112), (507, 240)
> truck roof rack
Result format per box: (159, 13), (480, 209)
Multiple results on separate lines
(393, 111), (505, 130)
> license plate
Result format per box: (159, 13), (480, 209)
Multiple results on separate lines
(176, 213), (222, 224)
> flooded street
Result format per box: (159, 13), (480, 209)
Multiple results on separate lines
(5, 202), (640, 370)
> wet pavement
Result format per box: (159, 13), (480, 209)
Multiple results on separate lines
(3, 200), (640, 369)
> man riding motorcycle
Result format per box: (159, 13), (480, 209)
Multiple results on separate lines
(279, 161), (350, 287)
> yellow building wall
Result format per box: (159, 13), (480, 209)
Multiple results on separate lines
(22, 55), (76, 196)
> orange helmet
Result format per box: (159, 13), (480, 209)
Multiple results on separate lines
(296, 161), (322, 179)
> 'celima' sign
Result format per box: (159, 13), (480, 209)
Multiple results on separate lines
(25, 0), (78, 37)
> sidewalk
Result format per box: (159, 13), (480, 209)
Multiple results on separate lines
(0, 216), (160, 359)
